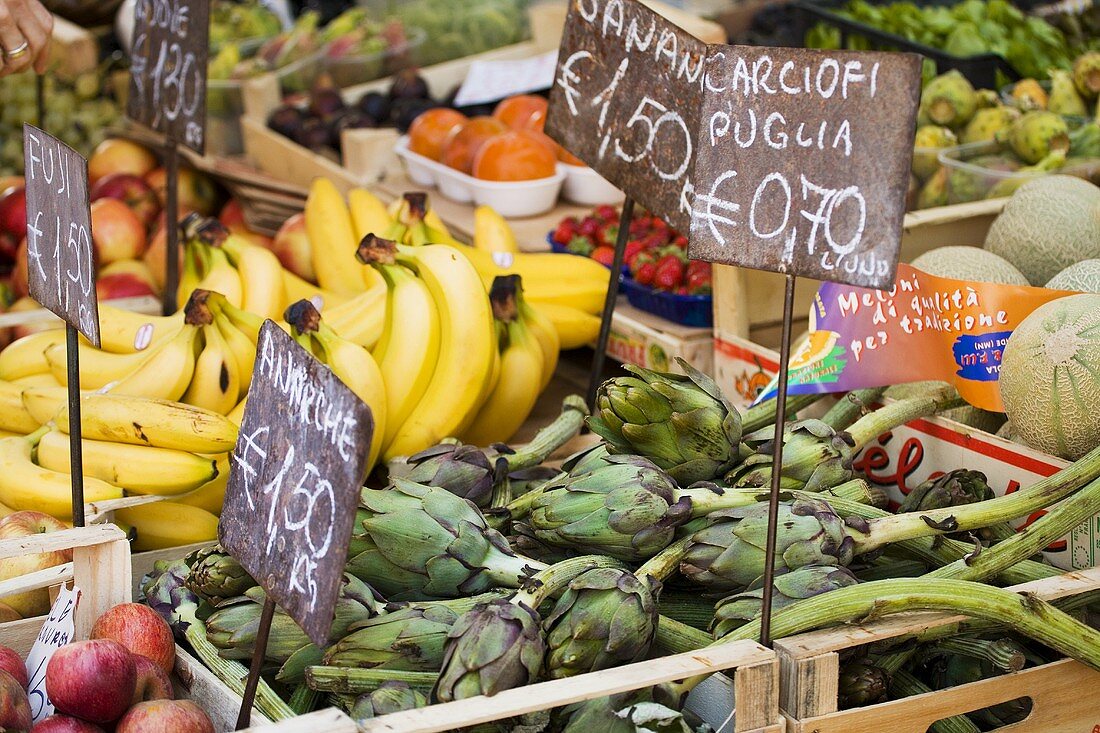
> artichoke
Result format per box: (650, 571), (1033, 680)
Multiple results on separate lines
(727, 419), (855, 492)
(898, 470), (992, 512)
(185, 545), (257, 604)
(322, 603), (461, 671)
(348, 479), (546, 600)
(140, 558), (201, 637)
(350, 681), (428, 719)
(711, 565), (860, 637)
(837, 660), (890, 709)
(557, 692), (696, 733)
(401, 442), (501, 509)
(204, 574), (385, 683)
(528, 454), (692, 561)
(680, 497), (859, 591)
(433, 599), (546, 702)
(543, 568), (658, 679)
(587, 359), (742, 485)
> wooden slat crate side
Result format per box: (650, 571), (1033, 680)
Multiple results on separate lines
(174, 647), (272, 731)
(238, 708), (355, 733)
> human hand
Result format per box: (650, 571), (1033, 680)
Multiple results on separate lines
(0, 0), (53, 76)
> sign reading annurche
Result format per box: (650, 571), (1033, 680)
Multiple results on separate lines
(545, 0), (704, 234)
(689, 47), (921, 289)
(127, 0), (210, 154)
(22, 124), (100, 347)
(219, 321), (373, 646)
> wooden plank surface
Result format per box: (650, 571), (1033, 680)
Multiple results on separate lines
(360, 641), (777, 733)
(174, 647), (272, 731)
(0, 525), (126, 560)
(238, 708), (357, 733)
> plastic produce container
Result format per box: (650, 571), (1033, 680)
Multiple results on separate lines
(326, 27), (427, 88)
(395, 136), (564, 217)
(937, 136), (1099, 203)
(560, 164), (625, 206)
(621, 276), (713, 328)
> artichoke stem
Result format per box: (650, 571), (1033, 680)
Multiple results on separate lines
(845, 393), (966, 452)
(505, 395), (589, 471)
(890, 670), (982, 733)
(742, 393), (825, 433)
(927, 475), (1100, 583)
(654, 614), (713, 654)
(933, 637), (1025, 672)
(820, 387), (886, 430)
(305, 667), (439, 694)
(183, 623), (296, 721)
(511, 554), (624, 608)
(635, 536), (692, 584)
(288, 683), (323, 715)
(856, 445), (1100, 555)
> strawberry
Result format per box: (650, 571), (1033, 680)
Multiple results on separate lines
(686, 260), (712, 295)
(595, 204), (618, 221)
(566, 235), (594, 256)
(578, 217), (600, 240)
(623, 240), (645, 267)
(634, 261), (658, 286)
(591, 246), (616, 267)
(653, 254), (685, 291)
(629, 250), (655, 276)
(552, 218), (577, 245)
(596, 221), (619, 247)
(672, 234), (688, 249)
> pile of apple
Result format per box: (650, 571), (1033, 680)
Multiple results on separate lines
(0, 603), (214, 733)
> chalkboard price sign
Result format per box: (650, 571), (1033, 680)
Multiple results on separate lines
(689, 47), (921, 289)
(219, 321), (374, 646)
(22, 124), (100, 347)
(127, 0), (210, 154)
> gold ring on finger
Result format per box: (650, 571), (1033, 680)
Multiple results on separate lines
(3, 41), (29, 60)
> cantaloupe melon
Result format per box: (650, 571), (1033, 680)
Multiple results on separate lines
(984, 175), (1100, 285)
(910, 246), (1029, 285)
(999, 293), (1100, 459)
(1045, 259), (1100, 293)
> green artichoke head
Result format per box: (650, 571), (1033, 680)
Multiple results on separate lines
(349, 479), (542, 600)
(557, 692), (695, 733)
(322, 603), (461, 671)
(711, 564), (859, 637)
(350, 681), (428, 719)
(587, 359), (742, 485)
(140, 558), (200, 638)
(838, 660), (890, 709)
(898, 469), (992, 512)
(681, 497), (860, 591)
(528, 454), (692, 561)
(184, 544), (257, 604)
(543, 567), (658, 679)
(433, 599), (546, 702)
(727, 419), (856, 492)
(402, 442), (500, 509)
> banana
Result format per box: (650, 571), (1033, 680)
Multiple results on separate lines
(176, 453), (228, 515)
(176, 238), (204, 308)
(116, 501), (219, 551)
(524, 278), (608, 315)
(459, 245), (613, 288)
(213, 311), (255, 400)
(302, 319), (387, 471)
(227, 396), (247, 426)
(0, 330), (66, 381)
(196, 246), (245, 308)
(93, 305), (184, 354)
(24, 389), (239, 453)
(0, 380), (42, 433)
(10, 373), (61, 388)
(221, 234), (287, 320)
(383, 244), (495, 460)
(36, 428), (218, 496)
(182, 323), (240, 415)
(322, 284), (387, 350)
(306, 177), (373, 296)
(532, 302), (602, 349)
(0, 432), (123, 519)
(371, 263), (440, 451)
(473, 205), (520, 254)
(348, 188), (393, 241)
(218, 298), (265, 343)
(106, 324), (201, 401)
(423, 209), (461, 247)
(45, 339), (169, 390)
(519, 296), (559, 391)
(461, 315), (544, 446)
(0, 500), (13, 518)
(282, 268), (349, 310)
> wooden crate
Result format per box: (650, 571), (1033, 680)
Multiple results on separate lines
(777, 567), (1100, 732)
(0, 524), (268, 731)
(609, 300), (714, 376)
(236, 640), (780, 733)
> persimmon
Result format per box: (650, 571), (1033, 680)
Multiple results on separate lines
(492, 94), (548, 131)
(472, 130), (558, 181)
(558, 147), (587, 166)
(408, 108), (468, 161)
(441, 116), (508, 174)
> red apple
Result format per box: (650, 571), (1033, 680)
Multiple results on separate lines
(90, 603), (175, 676)
(271, 213), (314, 282)
(46, 640), (136, 724)
(32, 715), (105, 732)
(88, 139), (158, 185)
(218, 199), (247, 233)
(0, 231), (18, 266)
(9, 238), (26, 298)
(0, 669), (30, 732)
(130, 656), (173, 705)
(7, 297), (61, 341)
(0, 176), (23, 192)
(0, 512), (71, 618)
(115, 700), (213, 733)
(0, 645), (27, 689)
(91, 199), (147, 265)
(90, 174), (161, 229)
(96, 272), (157, 301)
(0, 185), (26, 240)
(145, 167), (219, 217)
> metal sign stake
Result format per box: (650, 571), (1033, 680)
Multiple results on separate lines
(36, 76), (44, 129)
(163, 144), (180, 315)
(757, 273), (797, 647)
(586, 197), (634, 409)
(235, 597), (276, 730)
(65, 324), (86, 527)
